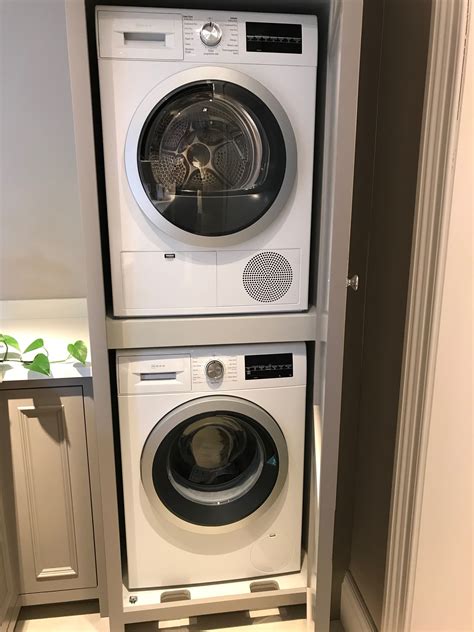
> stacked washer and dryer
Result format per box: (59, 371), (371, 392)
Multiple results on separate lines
(96, 6), (318, 590)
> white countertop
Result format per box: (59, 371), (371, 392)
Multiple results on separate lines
(0, 299), (92, 383)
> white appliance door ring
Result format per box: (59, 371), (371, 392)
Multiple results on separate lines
(125, 67), (297, 247)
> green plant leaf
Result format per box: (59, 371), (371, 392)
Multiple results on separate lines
(25, 353), (51, 376)
(67, 340), (88, 365)
(23, 338), (44, 354)
(0, 334), (21, 351)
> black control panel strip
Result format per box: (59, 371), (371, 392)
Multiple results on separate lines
(245, 353), (293, 380)
(246, 22), (303, 54)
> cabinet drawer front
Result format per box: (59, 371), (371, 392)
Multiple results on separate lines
(6, 387), (97, 594)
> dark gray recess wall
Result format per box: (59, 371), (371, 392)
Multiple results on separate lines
(87, 0), (327, 14)
(332, 0), (433, 627)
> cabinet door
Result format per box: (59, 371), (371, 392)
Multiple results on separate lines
(307, 0), (363, 629)
(0, 486), (17, 628)
(6, 387), (97, 594)
(0, 394), (19, 629)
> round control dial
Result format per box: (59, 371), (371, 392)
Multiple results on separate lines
(205, 359), (225, 382)
(200, 21), (223, 47)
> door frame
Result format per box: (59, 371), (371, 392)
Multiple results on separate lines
(381, 2), (470, 631)
(307, 0), (363, 630)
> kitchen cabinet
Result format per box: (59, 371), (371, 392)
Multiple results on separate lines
(2, 387), (97, 596)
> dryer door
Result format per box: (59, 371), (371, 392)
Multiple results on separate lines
(125, 67), (297, 247)
(140, 395), (288, 530)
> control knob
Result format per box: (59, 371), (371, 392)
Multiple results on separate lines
(206, 359), (225, 382)
(200, 21), (223, 47)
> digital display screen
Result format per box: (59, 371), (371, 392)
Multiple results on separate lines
(246, 22), (303, 54)
(245, 353), (293, 380)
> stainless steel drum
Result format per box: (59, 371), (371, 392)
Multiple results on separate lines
(129, 76), (296, 239)
(147, 92), (263, 194)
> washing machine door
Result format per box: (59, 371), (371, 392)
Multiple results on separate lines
(140, 395), (288, 530)
(125, 67), (297, 247)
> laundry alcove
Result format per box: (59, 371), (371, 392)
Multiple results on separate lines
(65, 1), (363, 630)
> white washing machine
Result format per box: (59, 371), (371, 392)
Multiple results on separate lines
(117, 343), (306, 589)
(97, 8), (318, 316)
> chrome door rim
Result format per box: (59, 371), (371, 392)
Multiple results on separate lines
(125, 67), (297, 247)
(140, 395), (289, 534)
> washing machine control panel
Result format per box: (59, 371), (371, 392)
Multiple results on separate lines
(189, 345), (303, 390)
(192, 355), (238, 387)
(205, 359), (225, 382)
(244, 353), (294, 380)
(200, 21), (223, 47)
(117, 344), (305, 394)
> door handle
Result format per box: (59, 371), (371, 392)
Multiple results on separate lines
(346, 274), (359, 291)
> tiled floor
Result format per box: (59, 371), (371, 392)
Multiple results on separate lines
(14, 602), (312, 631)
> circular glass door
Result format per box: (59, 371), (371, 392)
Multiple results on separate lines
(140, 396), (288, 528)
(125, 68), (297, 245)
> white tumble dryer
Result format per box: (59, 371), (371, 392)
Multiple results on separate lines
(97, 8), (318, 316)
(117, 343), (306, 589)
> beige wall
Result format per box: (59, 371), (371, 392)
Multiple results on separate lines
(0, 0), (87, 300)
(410, 19), (473, 632)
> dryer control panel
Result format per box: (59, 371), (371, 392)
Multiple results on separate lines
(183, 14), (239, 58)
(181, 11), (315, 63)
(97, 8), (318, 66)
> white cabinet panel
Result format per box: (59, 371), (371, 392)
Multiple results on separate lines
(5, 388), (97, 594)
(0, 489), (16, 627)
(0, 394), (19, 629)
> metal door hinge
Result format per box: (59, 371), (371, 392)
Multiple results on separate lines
(346, 274), (359, 291)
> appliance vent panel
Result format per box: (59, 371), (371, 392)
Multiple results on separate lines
(242, 252), (293, 303)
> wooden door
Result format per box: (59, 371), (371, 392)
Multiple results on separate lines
(307, 0), (364, 630)
(331, 0), (433, 626)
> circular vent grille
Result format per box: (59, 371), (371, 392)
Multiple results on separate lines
(243, 252), (293, 303)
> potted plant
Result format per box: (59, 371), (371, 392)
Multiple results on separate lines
(0, 334), (88, 376)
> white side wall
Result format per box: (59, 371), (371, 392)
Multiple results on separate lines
(410, 20), (473, 632)
(0, 0), (86, 300)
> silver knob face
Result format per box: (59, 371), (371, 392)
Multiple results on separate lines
(200, 21), (223, 47)
(206, 359), (224, 382)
